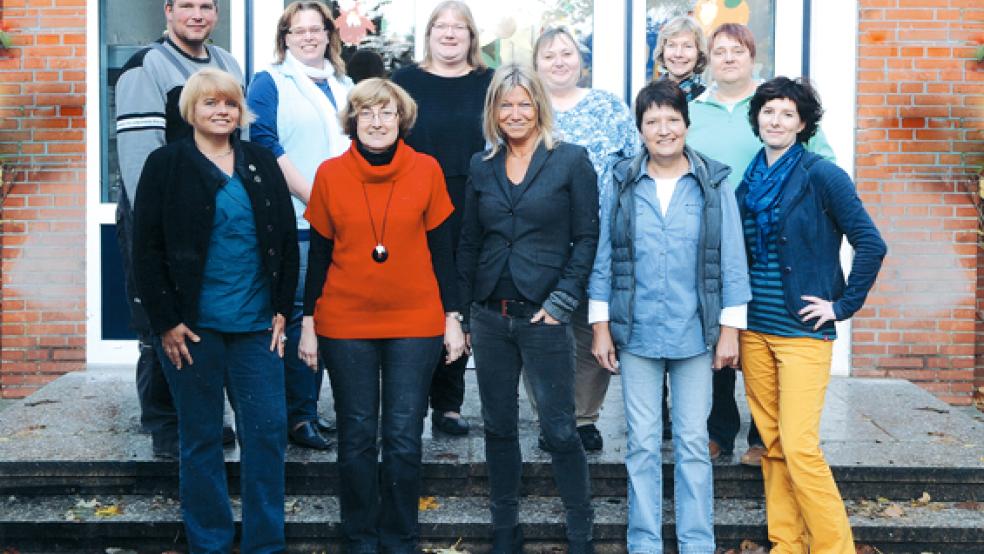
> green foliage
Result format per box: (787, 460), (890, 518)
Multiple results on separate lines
(0, 31), (11, 49)
(976, 44), (984, 63)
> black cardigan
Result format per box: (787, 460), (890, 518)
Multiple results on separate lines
(132, 136), (299, 335)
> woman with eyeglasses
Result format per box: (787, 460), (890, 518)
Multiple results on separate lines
(300, 78), (466, 553)
(391, 0), (492, 437)
(247, 0), (352, 451)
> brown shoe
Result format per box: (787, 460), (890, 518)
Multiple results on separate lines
(708, 440), (722, 460)
(741, 445), (767, 467)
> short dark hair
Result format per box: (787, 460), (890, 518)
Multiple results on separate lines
(748, 76), (824, 144)
(633, 79), (690, 130)
(346, 49), (386, 84)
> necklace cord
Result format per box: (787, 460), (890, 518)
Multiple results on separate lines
(360, 180), (398, 247)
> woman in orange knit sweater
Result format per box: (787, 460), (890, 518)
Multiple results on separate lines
(297, 78), (466, 553)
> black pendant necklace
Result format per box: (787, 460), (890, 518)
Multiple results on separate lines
(361, 180), (397, 263)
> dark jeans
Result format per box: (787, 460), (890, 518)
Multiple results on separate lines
(320, 335), (443, 554)
(157, 328), (287, 554)
(470, 303), (593, 543)
(284, 238), (328, 428)
(708, 366), (763, 453)
(116, 194), (177, 451)
(429, 352), (467, 415)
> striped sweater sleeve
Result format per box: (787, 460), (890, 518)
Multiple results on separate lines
(115, 52), (167, 208)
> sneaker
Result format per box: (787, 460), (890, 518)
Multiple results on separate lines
(577, 424), (603, 451)
(432, 412), (469, 436)
(741, 444), (767, 467)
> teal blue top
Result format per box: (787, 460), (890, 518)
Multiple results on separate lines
(197, 173), (272, 332)
(686, 86), (835, 190)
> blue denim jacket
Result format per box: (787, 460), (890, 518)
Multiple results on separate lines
(589, 147), (751, 358)
(735, 151), (886, 322)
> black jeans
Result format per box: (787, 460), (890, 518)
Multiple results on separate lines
(708, 366), (763, 453)
(429, 352), (467, 415)
(470, 302), (593, 543)
(116, 193), (177, 452)
(320, 335), (443, 554)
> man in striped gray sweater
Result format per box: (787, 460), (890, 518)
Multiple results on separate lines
(115, 0), (241, 460)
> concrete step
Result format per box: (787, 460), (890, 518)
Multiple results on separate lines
(2, 458), (982, 502)
(1, 494), (982, 553)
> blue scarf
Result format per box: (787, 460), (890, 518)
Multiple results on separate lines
(659, 73), (706, 102)
(741, 142), (804, 265)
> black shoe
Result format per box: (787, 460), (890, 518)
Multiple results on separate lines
(222, 424), (236, 446)
(491, 525), (523, 554)
(289, 421), (334, 450)
(316, 417), (336, 434)
(151, 433), (178, 460)
(577, 424), (603, 451)
(432, 412), (469, 436)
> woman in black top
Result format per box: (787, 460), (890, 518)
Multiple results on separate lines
(391, 0), (492, 437)
(457, 63), (598, 554)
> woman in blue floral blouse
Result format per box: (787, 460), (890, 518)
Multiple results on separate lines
(533, 26), (640, 452)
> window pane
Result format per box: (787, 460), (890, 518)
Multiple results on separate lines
(646, 0), (775, 82)
(100, 0), (231, 203)
(339, 0), (595, 86)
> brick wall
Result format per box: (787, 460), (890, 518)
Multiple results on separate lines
(854, 0), (983, 405)
(0, 0), (87, 398)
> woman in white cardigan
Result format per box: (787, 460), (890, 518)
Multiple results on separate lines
(247, 0), (352, 450)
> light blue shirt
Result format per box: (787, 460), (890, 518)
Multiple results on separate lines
(588, 158), (751, 359)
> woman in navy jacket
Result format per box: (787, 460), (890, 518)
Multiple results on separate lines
(133, 68), (298, 553)
(457, 63), (598, 554)
(736, 76), (886, 554)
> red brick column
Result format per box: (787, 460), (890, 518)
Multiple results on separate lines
(0, 0), (87, 398)
(854, 0), (983, 405)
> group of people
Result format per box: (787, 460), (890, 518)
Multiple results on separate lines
(115, 1), (886, 553)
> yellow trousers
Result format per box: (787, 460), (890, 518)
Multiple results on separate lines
(740, 331), (855, 554)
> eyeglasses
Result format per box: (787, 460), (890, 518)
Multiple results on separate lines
(432, 22), (469, 34)
(288, 25), (327, 37)
(357, 107), (399, 123)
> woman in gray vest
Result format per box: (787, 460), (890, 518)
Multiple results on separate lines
(588, 79), (750, 552)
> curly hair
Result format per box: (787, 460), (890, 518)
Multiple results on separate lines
(748, 76), (824, 144)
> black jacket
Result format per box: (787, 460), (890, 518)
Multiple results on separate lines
(457, 141), (599, 321)
(133, 137), (299, 335)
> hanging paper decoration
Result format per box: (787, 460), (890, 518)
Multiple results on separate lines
(335, 1), (376, 46)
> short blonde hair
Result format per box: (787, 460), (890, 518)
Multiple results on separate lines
(339, 78), (417, 139)
(532, 27), (581, 72)
(178, 67), (254, 128)
(482, 63), (555, 159)
(421, 1), (485, 71)
(653, 16), (708, 77)
(273, 1), (345, 76)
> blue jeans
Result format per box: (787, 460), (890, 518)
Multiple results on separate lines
(470, 303), (593, 543)
(620, 351), (715, 554)
(285, 238), (326, 428)
(157, 328), (287, 554)
(320, 335), (442, 554)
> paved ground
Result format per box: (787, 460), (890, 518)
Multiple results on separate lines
(0, 364), (981, 470)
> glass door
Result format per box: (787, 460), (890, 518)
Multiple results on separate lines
(87, 0), (245, 363)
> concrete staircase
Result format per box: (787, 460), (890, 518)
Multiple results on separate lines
(1, 367), (982, 553)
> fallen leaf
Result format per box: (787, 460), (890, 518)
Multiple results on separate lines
(64, 509), (80, 522)
(76, 498), (100, 509)
(418, 496), (440, 511)
(914, 492), (931, 505)
(95, 504), (123, 517)
(284, 499), (300, 515)
(881, 503), (904, 518)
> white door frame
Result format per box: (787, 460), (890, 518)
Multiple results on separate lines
(86, 0), (250, 364)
